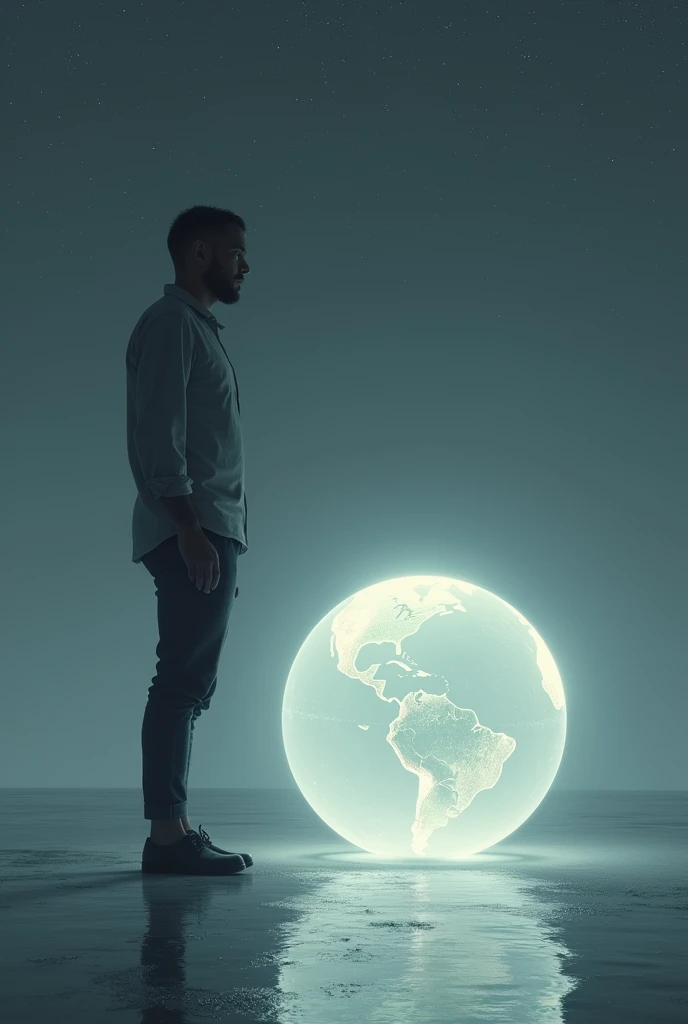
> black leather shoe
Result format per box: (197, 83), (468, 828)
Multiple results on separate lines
(188, 825), (254, 867)
(142, 831), (246, 875)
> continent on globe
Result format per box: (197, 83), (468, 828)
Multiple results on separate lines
(331, 580), (468, 701)
(330, 578), (565, 711)
(387, 691), (516, 854)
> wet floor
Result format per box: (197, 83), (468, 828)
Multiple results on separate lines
(1, 788), (685, 1022)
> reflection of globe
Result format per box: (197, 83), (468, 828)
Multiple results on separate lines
(282, 575), (567, 859)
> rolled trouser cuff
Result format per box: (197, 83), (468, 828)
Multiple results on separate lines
(144, 801), (187, 821)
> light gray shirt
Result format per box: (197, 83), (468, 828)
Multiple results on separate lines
(125, 283), (247, 564)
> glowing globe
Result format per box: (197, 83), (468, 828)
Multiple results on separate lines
(282, 575), (566, 858)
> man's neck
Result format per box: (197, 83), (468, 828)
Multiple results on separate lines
(174, 279), (212, 310)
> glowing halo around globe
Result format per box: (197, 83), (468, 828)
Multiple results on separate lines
(282, 575), (567, 859)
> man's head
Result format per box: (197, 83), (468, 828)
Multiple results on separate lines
(167, 205), (250, 310)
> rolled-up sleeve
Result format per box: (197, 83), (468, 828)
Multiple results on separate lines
(132, 311), (195, 499)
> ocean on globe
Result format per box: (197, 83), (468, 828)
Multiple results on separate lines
(282, 575), (566, 859)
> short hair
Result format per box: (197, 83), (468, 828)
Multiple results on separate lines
(167, 204), (246, 271)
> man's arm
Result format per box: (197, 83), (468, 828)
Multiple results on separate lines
(159, 494), (201, 533)
(133, 312), (200, 532)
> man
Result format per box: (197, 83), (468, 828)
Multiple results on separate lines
(125, 204), (253, 875)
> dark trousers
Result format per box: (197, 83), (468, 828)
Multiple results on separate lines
(140, 529), (241, 821)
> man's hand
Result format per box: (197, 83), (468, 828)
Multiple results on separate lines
(178, 526), (220, 594)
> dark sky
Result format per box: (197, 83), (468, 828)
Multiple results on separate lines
(3, 1), (686, 793)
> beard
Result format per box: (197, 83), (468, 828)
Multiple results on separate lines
(202, 258), (241, 306)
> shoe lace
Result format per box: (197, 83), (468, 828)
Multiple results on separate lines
(197, 825), (213, 848)
(186, 830), (206, 853)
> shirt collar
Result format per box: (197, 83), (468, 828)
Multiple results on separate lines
(163, 283), (225, 331)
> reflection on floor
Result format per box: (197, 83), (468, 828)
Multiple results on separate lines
(1, 788), (686, 1023)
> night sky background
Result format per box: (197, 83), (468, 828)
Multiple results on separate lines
(3, 1), (686, 794)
